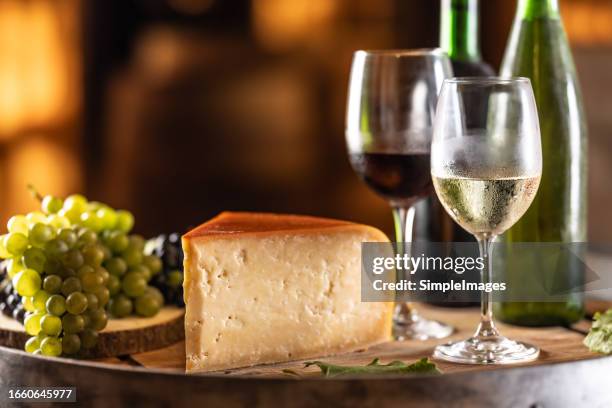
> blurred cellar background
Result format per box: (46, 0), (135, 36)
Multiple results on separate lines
(0, 0), (611, 240)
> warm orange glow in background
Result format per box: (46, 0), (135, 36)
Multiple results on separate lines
(0, 0), (609, 239)
(0, 0), (81, 223)
(562, 0), (612, 46)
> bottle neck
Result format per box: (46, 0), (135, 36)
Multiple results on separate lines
(517, 0), (560, 19)
(440, 0), (481, 62)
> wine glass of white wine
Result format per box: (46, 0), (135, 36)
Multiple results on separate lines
(431, 77), (542, 364)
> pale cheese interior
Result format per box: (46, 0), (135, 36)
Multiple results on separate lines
(183, 228), (392, 372)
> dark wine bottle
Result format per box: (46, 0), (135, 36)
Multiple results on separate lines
(413, 0), (494, 306)
(494, 0), (587, 326)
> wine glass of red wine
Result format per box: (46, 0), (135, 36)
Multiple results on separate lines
(346, 49), (454, 340)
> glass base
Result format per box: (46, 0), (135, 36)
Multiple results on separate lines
(433, 335), (540, 364)
(393, 309), (454, 341)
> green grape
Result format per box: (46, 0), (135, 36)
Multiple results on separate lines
(62, 333), (81, 355)
(104, 257), (127, 276)
(62, 249), (84, 270)
(63, 194), (88, 213)
(24, 312), (44, 335)
(99, 229), (112, 244)
(13, 269), (42, 297)
(101, 245), (112, 261)
(26, 211), (46, 226)
(25, 336), (41, 353)
(0, 236), (11, 258)
(82, 245), (104, 266)
(76, 229), (97, 248)
(61, 277), (82, 296)
(23, 296), (35, 312)
(85, 293), (99, 311)
(58, 267), (76, 279)
(167, 270), (183, 288)
(81, 272), (103, 293)
(77, 265), (95, 278)
(23, 247), (47, 272)
(29, 223), (55, 248)
(66, 292), (88, 314)
(107, 232), (128, 253)
(43, 274), (62, 294)
(94, 287), (110, 307)
(121, 272), (146, 298)
(46, 294), (66, 316)
(87, 201), (106, 212)
(81, 313), (91, 329)
(57, 229), (77, 248)
(33, 349), (43, 355)
(80, 212), (103, 232)
(7, 215), (29, 235)
(96, 266), (110, 285)
(128, 235), (145, 251)
(80, 329), (98, 349)
(109, 294), (133, 318)
(40, 314), (62, 336)
(5, 233), (29, 256)
(62, 314), (84, 334)
(40, 336), (62, 357)
(58, 208), (81, 224)
(135, 294), (161, 317)
(87, 309), (108, 331)
(107, 275), (121, 295)
(7, 258), (25, 278)
(46, 214), (71, 229)
(33, 290), (51, 312)
(145, 287), (164, 306)
(122, 247), (142, 268)
(42, 258), (60, 276)
(42, 196), (63, 214)
(45, 239), (69, 258)
(143, 255), (162, 276)
(130, 265), (151, 281)
(116, 210), (134, 233)
(97, 207), (117, 230)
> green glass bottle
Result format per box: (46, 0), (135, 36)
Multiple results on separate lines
(415, 0), (494, 307)
(439, 0), (495, 77)
(496, 0), (587, 326)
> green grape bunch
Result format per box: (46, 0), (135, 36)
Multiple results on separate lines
(0, 192), (164, 357)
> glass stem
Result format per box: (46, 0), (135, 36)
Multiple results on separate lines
(392, 206), (416, 323)
(475, 236), (500, 338)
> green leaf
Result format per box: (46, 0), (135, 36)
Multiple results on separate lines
(302, 357), (441, 378)
(584, 309), (612, 354)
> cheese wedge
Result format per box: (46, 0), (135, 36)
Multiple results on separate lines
(182, 212), (393, 373)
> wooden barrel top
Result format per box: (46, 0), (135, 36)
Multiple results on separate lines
(1, 303), (610, 406)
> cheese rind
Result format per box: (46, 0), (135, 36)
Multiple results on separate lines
(182, 212), (393, 373)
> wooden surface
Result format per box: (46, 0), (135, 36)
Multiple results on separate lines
(106, 303), (602, 377)
(1, 303), (611, 407)
(0, 307), (184, 358)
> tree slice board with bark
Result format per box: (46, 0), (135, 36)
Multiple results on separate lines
(0, 306), (184, 357)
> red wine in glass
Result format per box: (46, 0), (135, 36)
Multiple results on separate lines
(349, 152), (432, 206)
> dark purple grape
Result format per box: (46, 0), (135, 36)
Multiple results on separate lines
(7, 294), (19, 308)
(146, 233), (185, 307)
(12, 305), (25, 323)
(0, 302), (9, 316)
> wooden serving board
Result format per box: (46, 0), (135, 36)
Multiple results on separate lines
(1, 302), (611, 407)
(0, 306), (184, 358)
(98, 303), (603, 377)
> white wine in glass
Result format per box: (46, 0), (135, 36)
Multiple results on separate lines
(431, 77), (542, 364)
